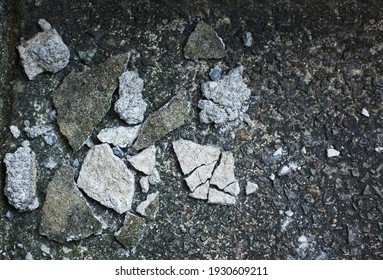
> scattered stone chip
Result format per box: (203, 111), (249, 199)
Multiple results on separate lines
(128, 145), (156, 175)
(97, 125), (141, 148)
(136, 191), (159, 219)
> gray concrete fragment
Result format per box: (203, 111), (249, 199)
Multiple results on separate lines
(245, 181), (259, 195)
(3, 143), (39, 211)
(24, 123), (52, 138)
(184, 21), (225, 60)
(189, 181), (209, 200)
(115, 213), (146, 249)
(224, 181), (240, 196)
(133, 91), (192, 150)
(53, 53), (130, 151)
(172, 138), (221, 175)
(43, 157), (58, 170)
(148, 167), (161, 185)
(139, 176), (150, 193)
(242, 31), (253, 47)
(185, 162), (216, 192)
(97, 125), (141, 148)
(128, 145), (156, 175)
(208, 188), (236, 205)
(10, 125), (21, 139)
(136, 191), (159, 219)
(43, 131), (58, 145)
(210, 151), (236, 190)
(17, 19), (70, 80)
(77, 144), (135, 214)
(40, 164), (102, 243)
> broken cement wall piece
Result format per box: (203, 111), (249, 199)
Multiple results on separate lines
(128, 145), (156, 175)
(185, 162), (216, 192)
(208, 188), (236, 205)
(189, 181), (209, 200)
(184, 21), (225, 60)
(3, 143), (39, 211)
(210, 151), (236, 190)
(133, 91), (192, 151)
(136, 191), (159, 220)
(40, 164), (102, 243)
(53, 53), (130, 151)
(17, 19), (70, 80)
(77, 144), (135, 214)
(97, 125), (141, 148)
(115, 213), (146, 249)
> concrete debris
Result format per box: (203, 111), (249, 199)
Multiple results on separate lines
(112, 146), (125, 158)
(10, 125), (21, 139)
(278, 162), (299, 176)
(209, 67), (222, 81)
(136, 191), (159, 219)
(189, 181), (209, 200)
(185, 162), (217, 192)
(40, 164), (102, 243)
(53, 53), (130, 151)
(198, 66), (251, 132)
(246, 181), (259, 195)
(43, 157), (58, 170)
(115, 213), (146, 249)
(327, 148), (340, 158)
(25, 252), (33, 260)
(114, 70), (147, 125)
(269, 173), (276, 181)
(224, 181), (240, 196)
(208, 188), (236, 205)
(184, 21), (225, 60)
(210, 151), (236, 190)
(5, 211), (13, 220)
(40, 244), (51, 255)
(139, 176), (150, 193)
(78, 48), (97, 64)
(3, 143), (39, 211)
(285, 209), (294, 217)
(242, 31), (253, 47)
(24, 123), (52, 138)
(77, 144), (135, 214)
(375, 147), (383, 153)
(148, 167), (161, 185)
(361, 108), (370, 117)
(128, 145), (156, 175)
(133, 91), (192, 150)
(97, 125), (141, 148)
(43, 131), (58, 145)
(17, 19), (70, 80)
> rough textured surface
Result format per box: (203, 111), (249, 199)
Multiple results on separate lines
(53, 53), (129, 151)
(184, 21), (225, 60)
(40, 164), (102, 243)
(127, 145), (156, 175)
(77, 144), (135, 214)
(115, 213), (146, 249)
(136, 191), (159, 220)
(133, 92), (192, 150)
(3, 142), (39, 211)
(17, 19), (69, 80)
(97, 125), (141, 148)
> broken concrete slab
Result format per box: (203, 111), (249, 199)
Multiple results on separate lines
(185, 162), (216, 192)
(17, 19), (70, 80)
(127, 145), (156, 175)
(133, 91), (192, 150)
(136, 191), (159, 220)
(53, 53), (129, 151)
(184, 21), (225, 60)
(115, 213), (146, 249)
(208, 188), (236, 205)
(77, 144), (135, 214)
(172, 138), (221, 175)
(3, 142), (39, 211)
(210, 151), (236, 190)
(40, 164), (102, 243)
(97, 125), (141, 148)
(189, 181), (209, 200)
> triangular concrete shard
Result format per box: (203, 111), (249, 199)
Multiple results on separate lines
(40, 164), (102, 243)
(208, 188), (236, 205)
(189, 181), (209, 200)
(210, 151), (236, 190)
(172, 139), (221, 175)
(224, 181), (240, 196)
(185, 162), (217, 192)
(128, 145), (156, 175)
(136, 191), (159, 220)
(77, 144), (135, 214)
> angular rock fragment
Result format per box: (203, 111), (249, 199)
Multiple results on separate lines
(136, 191), (159, 219)
(198, 66), (251, 132)
(128, 145), (156, 175)
(245, 181), (259, 195)
(77, 144), (135, 214)
(148, 167), (161, 185)
(139, 176), (150, 193)
(40, 164), (102, 243)
(184, 21), (225, 60)
(3, 142), (39, 211)
(114, 70), (147, 125)
(185, 162), (216, 192)
(53, 53), (129, 151)
(115, 213), (146, 249)
(17, 19), (70, 80)
(242, 31), (253, 47)
(224, 181), (240, 196)
(24, 123), (53, 138)
(97, 125), (141, 148)
(133, 91), (192, 150)
(208, 188), (236, 205)
(189, 181), (209, 200)
(10, 125), (21, 139)
(210, 151), (236, 190)
(327, 148), (340, 158)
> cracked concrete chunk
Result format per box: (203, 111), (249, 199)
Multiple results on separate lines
(115, 213), (146, 249)
(224, 181), (240, 196)
(3, 143), (39, 211)
(40, 164), (102, 243)
(210, 151), (236, 190)
(185, 162), (216, 192)
(17, 19), (70, 80)
(208, 188), (236, 205)
(198, 66), (251, 132)
(97, 125), (141, 148)
(136, 191), (159, 219)
(53, 53), (129, 151)
(189, 181), (209, 200)
(128, 145), (156, 175)
(184, 21), (225, 60)
(172, 138), (220, 175)
(77, 144), (135, 214)
(133, 91), (192, 150)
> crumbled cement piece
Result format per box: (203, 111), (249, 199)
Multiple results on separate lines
(78, 48), (97, 64)
(208, 188), (236, 205)
(128, 145), (156, 175)
(17, 19), (70, 80)
(148, 167), (161, 185)
(172, 138), (221, 175)
(133, 91), (192, 150)
(140, 176), (150, 193)
(242, 31), (253, 47)
(40, 164), (102, 243)
(273, 147), (283, 157)
(198, 66), (251, 132)
(245, 181), (259, 195)
(184, 21), (225, 60)
(43, 157), (58, 170)
(77, 144), (135, 214)
(189, 181), (209, 200)
(10, 125), (21, 139)
(210, 67), (222, 81)
(114, 70), (147, 125)
(53, 53), (130, 151)
(40, 244), (51, 255)
(361, 108), (370, 117)
(278, 162), (299, 176)
(210, 151), (236, 190)
(112, 146), (125, 158)
(24, 124), (52, 138)
(375, 147), (383, 153)
(136, 191), (159, 219)
(115, 213), (146, 249)
(224, 181), (240, 196)
(5, 211), (13, 220)
(185, 162), (217, 192)
(3, 143), (39, 211)
(97, 125), (141, 148)
(327, 148), (340, 158)
(43, 131), (58, 145)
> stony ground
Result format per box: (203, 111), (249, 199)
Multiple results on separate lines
(0, 0), (382, 260)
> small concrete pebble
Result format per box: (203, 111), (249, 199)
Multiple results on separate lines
(327, 148), (340, 158)
(361, 108), (370, 117)
(242, 31), (253, 47)
(10, 125), (21, 139)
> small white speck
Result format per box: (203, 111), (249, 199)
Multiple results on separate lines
(285, 209), (294, 217)
(269, 173), (275, 181)
(361, 108), (370, 117)
(375, 147), (383, 153)
(301, 146), (306, 154)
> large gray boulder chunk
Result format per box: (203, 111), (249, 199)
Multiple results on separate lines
(40, 164), (102, 243)
(3, 142), (39, 211)
(53, 53), (130, 151)
(17, 19), (70, 80)
(77, 144), (135, 214)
